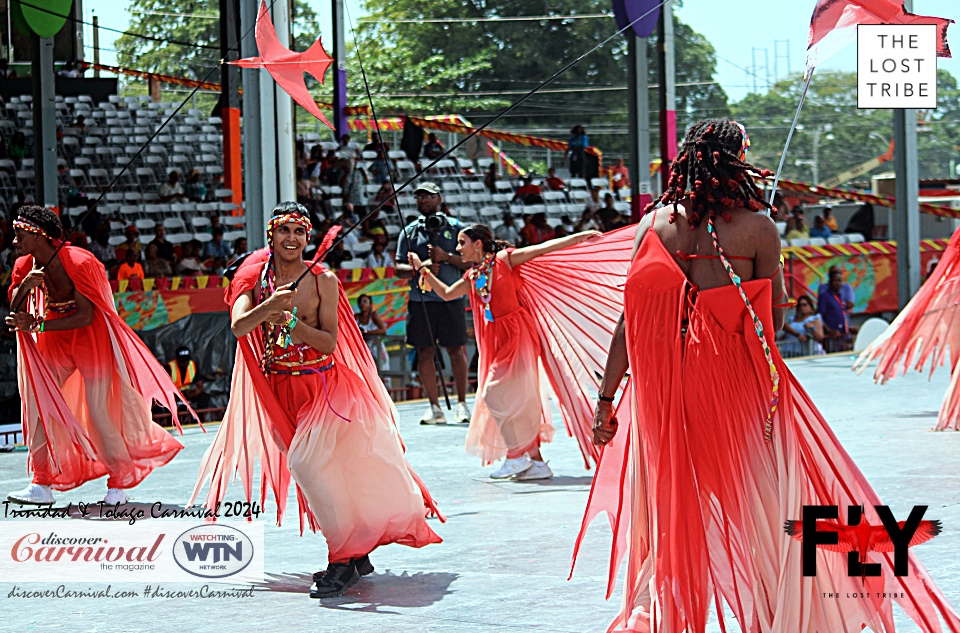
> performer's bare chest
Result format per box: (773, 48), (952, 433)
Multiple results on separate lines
(275, 274), (322, 327)
(41, 261), (77, 303)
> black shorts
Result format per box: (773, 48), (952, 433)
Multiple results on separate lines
(406, 299), (468, 349)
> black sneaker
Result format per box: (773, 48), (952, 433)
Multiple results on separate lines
(310, 561), (359, 599)
(312, 555), (374, 581)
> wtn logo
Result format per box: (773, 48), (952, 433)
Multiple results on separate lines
(180, 541), (243, 564)
(172, 525), (256, 579)
(784, 505), (941, 577)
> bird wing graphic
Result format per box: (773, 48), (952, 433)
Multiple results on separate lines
(231, 0), (334, 128)
(784, 519), (859, 552)
(869, 520), (943, 553)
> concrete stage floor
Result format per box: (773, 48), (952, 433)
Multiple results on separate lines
(1, 353), (959, 632)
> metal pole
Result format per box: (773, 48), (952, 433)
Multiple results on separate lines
(272, 0), (296, 204)
(656, 1), (676, 193)
(812, 127), (819, 186)
(240, 0), (265, 248)
(220, 0), (243, 208)
(32, 36), (57, 207)
(628, 34), (651, 222)
(93, 16), (100, 77)
(331, 0), (348, 138)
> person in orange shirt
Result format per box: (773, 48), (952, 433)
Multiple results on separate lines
(609, 157), (630, 198)
(116, 249), (145, 281)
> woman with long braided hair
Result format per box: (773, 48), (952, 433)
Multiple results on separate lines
(575, 119), (960, 632)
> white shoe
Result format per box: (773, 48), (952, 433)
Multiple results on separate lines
(455, 402), (471, 424)
(419, 404), (447, 425)
(7, 483), (54, 505)
(514, 460), (553, 481)
(489, 456), (532, 479)
(103, 488), (130, 505)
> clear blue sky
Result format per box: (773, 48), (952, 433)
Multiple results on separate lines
(81, 0), (960, 103)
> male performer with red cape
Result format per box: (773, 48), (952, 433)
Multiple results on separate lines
(5, 206), (190, 506)
(190, 202), (442, 599)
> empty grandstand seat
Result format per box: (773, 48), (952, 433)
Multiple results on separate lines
(590, 178), (608, 189)
(163, 218), (187, 231)
(845, 233), (865, 243)
(476, 158), (494, 170)
(807, 238), (827, 246)
(788, 238), (811, 247)
(341, 259), (364, 270)
(135, 219), (156, 232)
(827, 236), (847, 245)
(479, 206), (502, 221)
(194, 232), (213, 243)
(223, 230), (245, 242)
(191, 217), (212, 230)
(542, 191), (566, 202)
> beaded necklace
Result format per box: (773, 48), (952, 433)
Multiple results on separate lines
(707, 217), (779, 441)
(471, 252), (496, 323)
(257, 254), (300, 373)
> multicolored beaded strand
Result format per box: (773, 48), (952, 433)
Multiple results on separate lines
(707, 217), (779, 441)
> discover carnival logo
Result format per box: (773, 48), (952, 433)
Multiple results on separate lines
(173, 524), (255, 579)
(0, 521), (263, 583)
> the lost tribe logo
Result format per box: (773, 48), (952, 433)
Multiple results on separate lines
(784, 505), (941, 577)
(172, 525), (255, 579)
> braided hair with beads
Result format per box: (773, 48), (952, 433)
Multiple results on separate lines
(648, 118), (773, 227)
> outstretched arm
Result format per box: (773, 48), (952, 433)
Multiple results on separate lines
(506, 230), (602, 267)
(407, 252), (469, 301)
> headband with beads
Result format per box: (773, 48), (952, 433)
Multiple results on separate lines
(733, 121), (750, 160)
(13, 218), (55, 241)
(266, 210), (313, 245)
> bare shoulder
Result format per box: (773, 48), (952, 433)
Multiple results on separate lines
(740, 211), (781, 242)
(315, 269), (339, 293)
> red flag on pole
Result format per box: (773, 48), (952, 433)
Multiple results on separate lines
(231, 1), (334, 128)
(806, 0), (952, 72)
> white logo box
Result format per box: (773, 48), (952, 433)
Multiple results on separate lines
(858, 24), (938, 109)
(0, 521), (264, 583)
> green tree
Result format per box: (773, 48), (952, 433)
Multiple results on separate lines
(731, 69), (960, 184)
(116, 0), (320, 80)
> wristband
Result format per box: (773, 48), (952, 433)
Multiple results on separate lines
(598, 393), (615, 403)
(39, 320), (45, 333)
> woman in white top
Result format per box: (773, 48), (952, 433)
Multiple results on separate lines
(355, 294), (391, 385)
(779, 294), (825, 356)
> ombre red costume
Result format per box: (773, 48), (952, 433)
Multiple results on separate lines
(10, 246), (189, 493)
(190, 241), (441, 566)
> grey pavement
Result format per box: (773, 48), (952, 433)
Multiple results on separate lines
(1, 353), (959, 632)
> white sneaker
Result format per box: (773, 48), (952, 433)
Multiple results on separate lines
(455, 402), (471, 424)
(489, 456), (532, 479)
(103, 488), (130, 505)
(514, 460), (553, 481)
(419, 404), (447, 425)
(7, 483), (54, 505)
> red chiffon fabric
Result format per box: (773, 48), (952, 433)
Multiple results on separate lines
(11, 247), (190, 491)
(191, 247), (442, 563)
(573, 231), (960, 632)
(855, 225), (960, 430)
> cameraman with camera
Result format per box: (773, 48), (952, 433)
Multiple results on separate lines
(395, 182), (472, 425)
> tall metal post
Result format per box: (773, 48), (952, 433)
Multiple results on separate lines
(893, 1), (921, 308)
(32, 36), (57, 207)
(628, 35), (651, 223)
(220, 0), (243, 208)
(331, 0), (348, 138)
(656, 2), (677, 192)
(93, 16), (100, 77)
(271, 0), (296, 205)
(240, 0), (265, 247)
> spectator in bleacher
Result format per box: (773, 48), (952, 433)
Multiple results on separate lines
(324, 240), (353, 270)
(809, 215), (832, 239)
(73, 114), (87, 136)
(544, 167), (566, 191)
(295, 139), (309, 170)
(845, 202), (874, 240)
(584, 187), (602, 214)
(597, 194), (625, 232)
(227, 237), (247, 267)
(553, 224), (569, 239)
(9, 132), (28, 166)
(334, 208), (361, 254)
(365, 236), (395, 269)
(184, 169), (206, 202)
(559, 214), (575, 234)
(822, 206), (839, 232)
(167, 346), (210, 416)
(609, 158), (631, 198)
(312, 149), (337, 181)
(149, 224), (176, 264)
(57, 60), (80, 78)
(116, 249), (145, 282)
(575, 208), (601, 232)
(484, 163), (498, 193)
(771, 192), (787, 222)
(175, 240), (204, 275)
(87, 228), (116, 268)
(158, 170), (187, 202)
(493, 213), (520, 244)
(10, 190), (28, 218)
(355, 294), (390, 381)
(369, 149), (393, 184)
(513, 175), (543, 205)
(0, 232), (16, 271)
(296, 167), (321, 220)
(364, 133), (390, 154)
(361, 207), (388, 241)
(370, 181), (397, 217)
(818, 268), (855, 351)
(785, 204), (805, 235)
(115, 226), (143, 262)
(338, 133), (358, 160)
(520, 212), (554, 246)
(567, 125), (588, 178)
(340, 158), (367, 218)
(143, 243), (172, 278)
(423, 133), (445, 160)
(0, 58), (15, 79)
(780, 295), (826, 357)
(202, 227), (232, 261)
(785, 216), (809, 241)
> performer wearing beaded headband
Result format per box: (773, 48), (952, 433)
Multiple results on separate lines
(5, 206), (193, 507)
(579, 119), (960, 632)
(191, 201), (442, 600)
(408, 223), (637, 481)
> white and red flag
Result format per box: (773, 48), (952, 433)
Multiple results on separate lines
(806, 0), (952, 73)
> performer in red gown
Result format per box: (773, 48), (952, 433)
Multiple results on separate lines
(855, 225), (960, 430)
(5, 206), (189, 506)
(408, 223), (636, 480)
(191, 202), (441, 599)
(578, 119), (960, 632)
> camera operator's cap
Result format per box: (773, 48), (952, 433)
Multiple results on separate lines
(413, 182), (441, 195)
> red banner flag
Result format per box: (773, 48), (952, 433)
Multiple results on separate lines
(807, 0), (952, 71)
